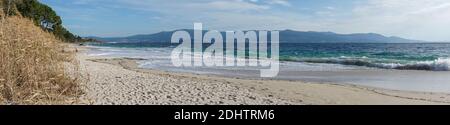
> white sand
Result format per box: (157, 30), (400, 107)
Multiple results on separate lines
(75, 46), (450, 105)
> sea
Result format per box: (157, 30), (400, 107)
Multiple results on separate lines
(87, 42), (450, 93)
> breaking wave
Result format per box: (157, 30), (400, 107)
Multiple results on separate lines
(282, 57), (450, 71)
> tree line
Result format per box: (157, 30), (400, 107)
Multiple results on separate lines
(2, 0), (85, 42)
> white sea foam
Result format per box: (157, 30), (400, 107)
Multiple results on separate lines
(291, 57), (450, 71)
(88, 45), (450, 71)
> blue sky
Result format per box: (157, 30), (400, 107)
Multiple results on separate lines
(40, 0), (450, 41)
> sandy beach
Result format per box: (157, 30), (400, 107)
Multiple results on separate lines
(74, 46), (450, 105)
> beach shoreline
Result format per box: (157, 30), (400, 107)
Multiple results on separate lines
(74, 45), (450, 105)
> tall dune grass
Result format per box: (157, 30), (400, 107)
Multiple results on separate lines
(0, 9), (82, 104)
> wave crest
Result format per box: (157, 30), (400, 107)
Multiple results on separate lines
(283, 57), (450, 71)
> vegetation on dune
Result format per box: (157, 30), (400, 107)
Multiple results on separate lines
(3, 0), (84, 42)
(0, 0), (83, 104)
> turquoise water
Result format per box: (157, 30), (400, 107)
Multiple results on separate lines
(90, 42), (450, 71)
(278, 43), (450, 71)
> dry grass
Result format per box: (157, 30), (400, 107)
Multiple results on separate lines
(0, 11), (83, 104)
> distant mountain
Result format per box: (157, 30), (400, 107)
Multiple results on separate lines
(279, 30), (425, 43)
(92, 29), (426, 43)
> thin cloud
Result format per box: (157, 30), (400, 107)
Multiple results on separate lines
(265, 0), (291, 6)
(41, 0), (450, 41)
